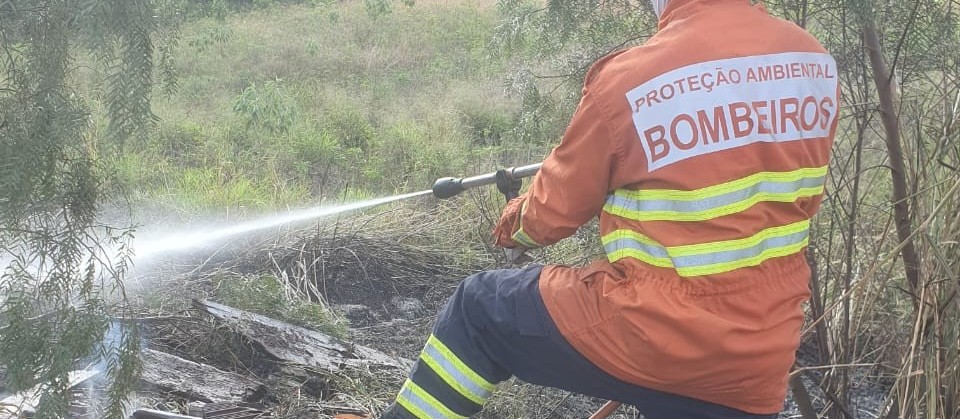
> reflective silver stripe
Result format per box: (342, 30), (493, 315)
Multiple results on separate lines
(606, 176), (824, 213)
(602, 220), (811, 276)
(603, 229), (809, 269)
(605, 236), (671, 259)
(397, 380), (466, 419)
(672, 230), (809, 267)
(422, 342), (492, 402)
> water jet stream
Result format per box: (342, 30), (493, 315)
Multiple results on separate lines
(132, 189), (432, 262)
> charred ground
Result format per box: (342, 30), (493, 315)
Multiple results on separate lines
(117, 203), (888, 418)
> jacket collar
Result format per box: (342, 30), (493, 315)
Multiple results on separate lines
(658, 0), (754, 29)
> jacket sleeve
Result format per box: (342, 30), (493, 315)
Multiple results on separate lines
(493, 82), (621, 248)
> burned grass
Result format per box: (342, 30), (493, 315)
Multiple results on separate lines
(128, 207), (494, 416)
(123, 203), (664, 418)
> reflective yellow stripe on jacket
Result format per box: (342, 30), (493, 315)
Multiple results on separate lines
(603, 166), (827, 222)
(600, 166), (825, 277)
(602, 220), (811, 277)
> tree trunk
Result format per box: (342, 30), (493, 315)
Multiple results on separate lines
(862, 17), (922, 301)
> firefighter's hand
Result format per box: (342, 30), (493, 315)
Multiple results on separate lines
(495, 169), (522, 200)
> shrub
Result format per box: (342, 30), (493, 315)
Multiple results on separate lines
(186, 24), (235, 53)
(322, 105), (376, 151)
(233, 78), (300, 134)
(458, 101), (514, 147)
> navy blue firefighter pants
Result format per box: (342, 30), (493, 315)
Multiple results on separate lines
(382, 265), (779, 419)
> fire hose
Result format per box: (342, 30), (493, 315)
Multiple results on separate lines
(433, 163), (541, 262)
(432, 163), (542, 200)
(432, 163), (624, 419)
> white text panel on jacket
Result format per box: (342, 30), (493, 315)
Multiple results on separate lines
(626, 52), (839, 172)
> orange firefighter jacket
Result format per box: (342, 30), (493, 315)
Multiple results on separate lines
(493, 0), (839, 414)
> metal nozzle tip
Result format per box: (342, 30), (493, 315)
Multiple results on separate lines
(432, 177), (464, 199)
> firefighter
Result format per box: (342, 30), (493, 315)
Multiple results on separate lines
(383, 0), (839, 417)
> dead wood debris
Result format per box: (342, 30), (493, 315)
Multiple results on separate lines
(139, 349), (267, 404)
(131, 299), (412, 418)
(195, 300), (412, 374)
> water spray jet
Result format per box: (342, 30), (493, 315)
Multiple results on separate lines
(131, 189), (434, 262)
(130, 163), (541, 264)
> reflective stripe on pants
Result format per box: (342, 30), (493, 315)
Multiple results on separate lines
(382, 265), (779, 419)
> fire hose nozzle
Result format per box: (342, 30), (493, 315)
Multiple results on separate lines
(432, 163), (542, 199)
(432, 177), (465, 199)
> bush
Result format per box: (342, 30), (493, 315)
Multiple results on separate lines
(322, 106), (376, 151)
(186, 24), (234, 54)
(233, 78), (300, 134)
(458, 101), (514, 147)
(364, 120), (467, 191)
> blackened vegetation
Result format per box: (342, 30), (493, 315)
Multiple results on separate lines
(243, 233), (471, 324)
(133, 212), (488, 417)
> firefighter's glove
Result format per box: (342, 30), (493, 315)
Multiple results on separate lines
(495, 169), (522, 201)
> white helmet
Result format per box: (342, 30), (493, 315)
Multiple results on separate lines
(650, 0), (670, 17)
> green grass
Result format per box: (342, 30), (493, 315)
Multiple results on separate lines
(214, 273), (349, 338)
(112, 1), (540, 217)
